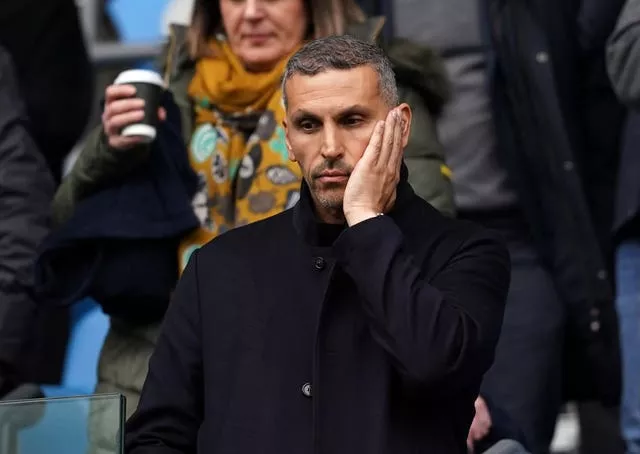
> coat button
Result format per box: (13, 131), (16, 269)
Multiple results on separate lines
(301, 382), (312, 398)
(535, 51), (549, 63)
(314, 257), (326, 271)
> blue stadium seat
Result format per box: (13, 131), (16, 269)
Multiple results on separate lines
(42, 298), (109, 398)
(15, 299), (109, 454)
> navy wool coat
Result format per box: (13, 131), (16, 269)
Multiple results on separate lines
(125, 172), (510, 454)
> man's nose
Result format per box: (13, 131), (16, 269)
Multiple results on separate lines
(320, 125), (344, 159)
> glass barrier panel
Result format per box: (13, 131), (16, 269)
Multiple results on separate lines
(0, 393), (125, 454)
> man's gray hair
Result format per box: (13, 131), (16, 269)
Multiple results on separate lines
(281, 35), (399, 109)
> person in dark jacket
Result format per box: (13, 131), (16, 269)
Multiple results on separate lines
(0, 0), (93, 183)
(125, 35), (510, 454)
(0, 47), (55, 396)
(607, 2), (640, 452)
(379, 0), (627, 451)
(0, 0), (93, 387)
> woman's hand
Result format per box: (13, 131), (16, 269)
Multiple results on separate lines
(102, 84), (166, 150)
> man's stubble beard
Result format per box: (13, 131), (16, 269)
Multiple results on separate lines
(311, 183), (345, 211)
(309, 161), (351, 208)
(315, 194), (344, 212)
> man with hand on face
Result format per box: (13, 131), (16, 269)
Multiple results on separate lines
(124, 35), (510, 454)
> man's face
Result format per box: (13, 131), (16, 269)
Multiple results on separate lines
(283, 66), (396, 213)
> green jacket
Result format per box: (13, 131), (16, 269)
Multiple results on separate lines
(52, 19), (453, 226)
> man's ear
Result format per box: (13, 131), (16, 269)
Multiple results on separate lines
(397, 103), (412, 148)
(283, 119), (297, 162)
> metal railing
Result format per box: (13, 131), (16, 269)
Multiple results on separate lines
(90, 42), (162, 66)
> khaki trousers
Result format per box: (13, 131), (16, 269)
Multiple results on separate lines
(88, 318), (161, 454)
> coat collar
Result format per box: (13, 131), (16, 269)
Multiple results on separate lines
(292, 163), (415, 247)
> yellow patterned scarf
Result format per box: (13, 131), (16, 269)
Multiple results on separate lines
(178, 40), (303, 271)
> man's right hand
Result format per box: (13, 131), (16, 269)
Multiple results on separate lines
(343, 108), (404, 226)
(102, 84), (166, 150)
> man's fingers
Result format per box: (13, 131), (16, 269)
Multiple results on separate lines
(389, 111), (404, 171)
(364, 121), (385, 163)
(377, 109), (397, 166)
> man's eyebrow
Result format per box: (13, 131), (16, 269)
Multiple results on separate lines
(336, 105), (374, 117)
(291, 105), (374, 122)
(290, 109), (319, 122)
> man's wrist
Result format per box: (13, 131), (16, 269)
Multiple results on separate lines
(345, 210), (383, 227)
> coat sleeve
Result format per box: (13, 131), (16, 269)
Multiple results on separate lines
(51, 125), (151, 226)
(607, 0), (640, 105)
(125, 251), (203, 454)
(0, 47), (53, 368)
(333, 216), (510, 390)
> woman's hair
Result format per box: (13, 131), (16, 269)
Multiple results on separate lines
(187, 0), (367, 59)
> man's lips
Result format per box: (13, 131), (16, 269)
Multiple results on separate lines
(319, 171), (348, 177)
(316, 171), (349, 182)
